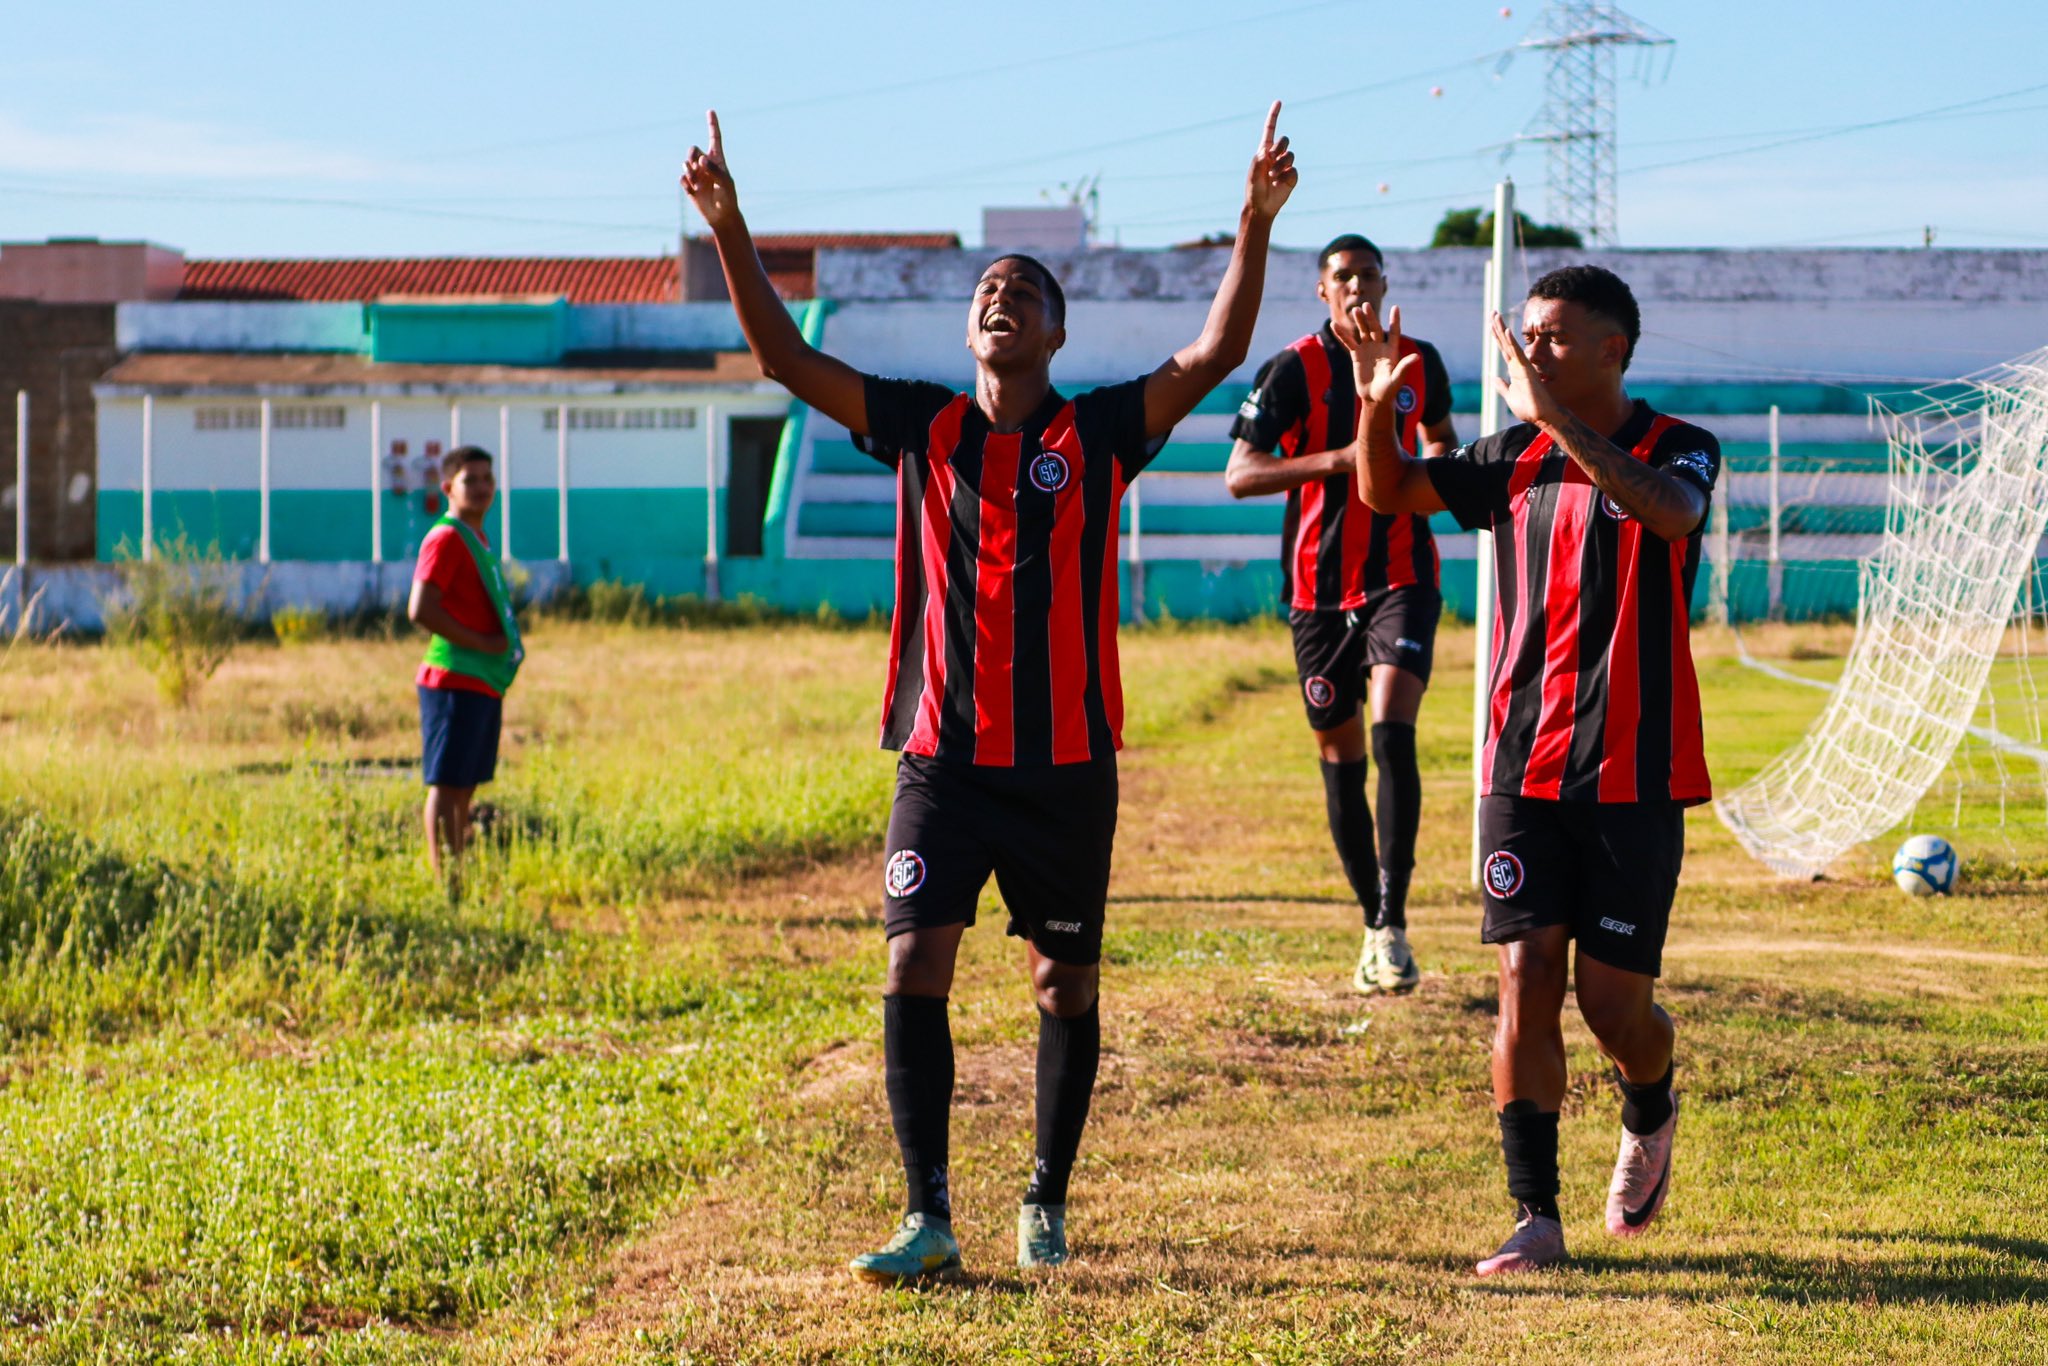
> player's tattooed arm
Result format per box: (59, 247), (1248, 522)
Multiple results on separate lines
(1144, 101), (1298, 440)
(1337, 302), (1448, 517)
(683, 111), (868, 436)
(1486, 312), (1707, 541)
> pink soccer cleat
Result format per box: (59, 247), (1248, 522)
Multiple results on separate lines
(1474, 1207), (1567, 1276)
(1605, 1093), (1678, 1237)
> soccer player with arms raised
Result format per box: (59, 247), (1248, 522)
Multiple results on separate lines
(1224, 235), (1455, 996)
(1342, 267), (1719, 1274)
(683, 105), (1296, 1283)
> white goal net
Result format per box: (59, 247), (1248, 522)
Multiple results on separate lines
(1715, 347), (2048, 880)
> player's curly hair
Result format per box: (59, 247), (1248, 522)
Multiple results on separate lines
(1528, 265), (1640, 372)
(984, 254), (1066, 326)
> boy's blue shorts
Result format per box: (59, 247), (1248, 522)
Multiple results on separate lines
(419, 685), (501, 788)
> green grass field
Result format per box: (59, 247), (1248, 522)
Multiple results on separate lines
(0, 618), (2042, 1364)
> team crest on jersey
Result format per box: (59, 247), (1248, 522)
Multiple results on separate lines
(1601, 493), (1632, 521)
(1394, 385), (1417, 414)
(1304, 675), (1336, 709)
(884, 849), (926, 898)
(1029, 450), (1070, 492)
(1483, 850), (1525, 899)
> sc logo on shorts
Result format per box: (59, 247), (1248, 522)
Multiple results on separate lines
(1394, 385), (1417, 414)
(1483, 850), (1525, 899)
(884, 849), (927, 899)
(1029, 451), (1070, 492)
(1303, 675), (1335, 709)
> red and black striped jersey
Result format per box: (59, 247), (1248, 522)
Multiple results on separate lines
(1231, 323), (1451, 610)
(853, 374), (1164, 767)
(1426, 402), (1721, 805)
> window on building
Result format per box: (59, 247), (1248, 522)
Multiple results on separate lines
(276, 406), (347, 430)
(543, 407), (695, 431)
(194, 405), (346, 431)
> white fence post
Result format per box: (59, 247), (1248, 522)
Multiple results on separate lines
(140, 393), (154, 562)
(13, 390), (26, 567)
(704, 404), (721, 603)
(258, 397), (272, 564)
(556, 402), (570, 565)
(1127, 475), (1145, 624)
(370, 400), (383, 563)
(1768, 402), (1784, 621)
(499, 403), (512, 557)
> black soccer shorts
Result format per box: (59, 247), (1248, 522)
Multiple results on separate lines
(880, 751), (1119, 966)
(1476, 794), (1686, 977)
(1289, 585), (1442, 730)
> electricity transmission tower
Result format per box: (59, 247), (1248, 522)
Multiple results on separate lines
(1517, 4), (1673, 246)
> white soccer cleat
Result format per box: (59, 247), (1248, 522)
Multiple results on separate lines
(1351, 927), (1382, 996)
(1372, 924), (1420, 994)
(1605, 1093), (1679, 1237)
(1474, 1207), (1567, 1276)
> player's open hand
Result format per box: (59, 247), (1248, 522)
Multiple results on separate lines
(1245, 101), (1297, 220)
(682, 110), (739, 230)
(1489, 311), (1566, 427)
(1337, 302), (1421, 408)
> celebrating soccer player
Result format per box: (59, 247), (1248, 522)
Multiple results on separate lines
(1225, 235), (1455, 996)
(1342, 267), (1719, 1274)
(683, 104), (1295, 1283)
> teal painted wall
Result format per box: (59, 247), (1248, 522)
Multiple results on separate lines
(100, 489), (723, 566)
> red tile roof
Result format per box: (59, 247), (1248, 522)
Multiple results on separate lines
(180, 234), (961, 304)
(180, 257), (680, 304)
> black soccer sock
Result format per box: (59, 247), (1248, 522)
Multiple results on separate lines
(1370, 722), (1421, 930)
(1024, 1001), (1101, 1208)
(1498, 1099), (1562, 1221)
(1319, 757), (1381, 928)
(883, 993), (954, 1222)
(1616, 1060), (1676, 1136)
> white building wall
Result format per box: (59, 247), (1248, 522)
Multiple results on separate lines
(817, 247), (2048, 384)
(96, 391), (793, 494)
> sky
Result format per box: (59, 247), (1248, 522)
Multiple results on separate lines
(3, 0), (2046, 259)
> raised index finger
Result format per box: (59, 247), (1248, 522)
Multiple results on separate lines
(707, 110), (724, 164)
(1261, 100), (1281, 150)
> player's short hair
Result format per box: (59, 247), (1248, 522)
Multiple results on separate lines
(440, 445), (493, 482)
(984, 253), (1066, 326)
(1318, 234), (1385, 271)
(1528, 265), (1641, 371)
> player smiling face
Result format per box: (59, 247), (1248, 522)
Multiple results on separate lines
(1518, 297), (1629, 409)
(966, 256), (1066, 373)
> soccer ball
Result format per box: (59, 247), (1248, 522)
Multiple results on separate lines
(1891, 834), (1958, 896)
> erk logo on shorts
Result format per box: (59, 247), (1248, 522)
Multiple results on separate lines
(1029, 451), (1070, 493)
(1396, 637), (1422, 654)
(884, 849), (926, 898)
(1043, 919), (1083, 934)
(1598, 916), (1637, 936)
(1304, 675), (1335, 709)
(1483, 850), (1525, 899)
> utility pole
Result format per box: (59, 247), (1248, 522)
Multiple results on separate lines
(1516, 3), (1673, 246)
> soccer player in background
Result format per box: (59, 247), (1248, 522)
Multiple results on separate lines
(1342, 267), (1719, 1274)
(1224, 235), (1455, 996)
(683, 105), (1295, 1282)
(407, 446), (522, 888)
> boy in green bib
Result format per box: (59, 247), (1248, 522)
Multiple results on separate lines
(407, 446), (523, 880)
